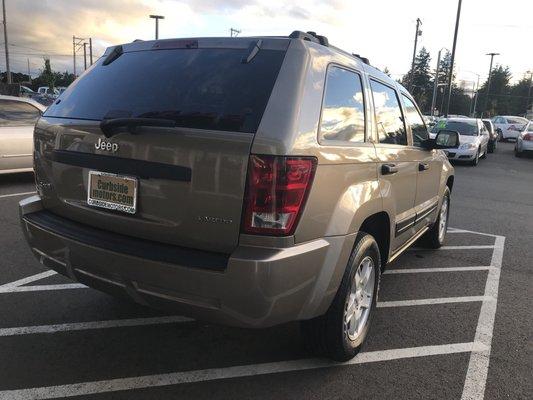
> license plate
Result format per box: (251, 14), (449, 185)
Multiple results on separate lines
(87, 171), (137, 214)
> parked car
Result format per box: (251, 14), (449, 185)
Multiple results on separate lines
(19, 31), (457, 361)
(423, 115), (437, 127)
(515, 122), (533, 157)
(482, 119), (498, 153)
(492, 115), (529, 141)
(19, 85), (36, 98)
(430, 117), (490, 166)
(37, 86), (60, 99)
(0, 95), (45, 174)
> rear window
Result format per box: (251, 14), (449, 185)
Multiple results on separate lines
(0, 99), (42, 126)
(44, 48), (286, 133)
(431, 119), (478, 136)
(507, 117), (528, 125)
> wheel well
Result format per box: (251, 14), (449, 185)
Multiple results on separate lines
(446, 176), (454, 192)
(359, 212), (390, 268)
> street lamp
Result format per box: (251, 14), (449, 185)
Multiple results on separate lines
(481, 52), (500, 118)
(149, 15), (164, 40)
(431, 47), (449, 117)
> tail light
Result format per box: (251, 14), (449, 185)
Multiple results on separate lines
(242, 155), (317, 236)
(523, 133), (532, 141)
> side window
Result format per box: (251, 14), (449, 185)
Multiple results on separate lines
(0, 100), (41, 127)
(401, 95), (428, 147)
(319, 66), (365, 144)
(370, 80), (407, 145)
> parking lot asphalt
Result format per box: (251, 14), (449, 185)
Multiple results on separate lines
(0, 142), (531, 400)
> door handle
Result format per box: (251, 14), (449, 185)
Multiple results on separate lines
(381, 163), (398, 175)
(419, 162), (430, 171)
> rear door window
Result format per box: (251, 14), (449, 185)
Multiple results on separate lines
(319, 66), (365, 144)
(401, 95), (428, 147)
(370, 80), (407, 145)
(0, 100), (41, 127)
(44, 47), (287, 134)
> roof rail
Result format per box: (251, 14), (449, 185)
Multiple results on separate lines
(289, 30), (329, 46)
(352, 53), (370, 65)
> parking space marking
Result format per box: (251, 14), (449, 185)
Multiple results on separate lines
(384, 266), (493, 274)
(409, 245), (495, 251)
(0, 342), (484, 400)
(0, 316), (194, 337)
(461, 235), (505, 400)
(0, 191), (36, 199)
(0, 270), (57, 289)
(377, 296), (490, 308)
(0, 283), (87, 294)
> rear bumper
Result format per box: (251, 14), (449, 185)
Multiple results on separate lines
(516, 138), (533, 152)
(19, 196), (354, 328)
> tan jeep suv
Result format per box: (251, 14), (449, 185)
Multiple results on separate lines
(20, 31), (456, 361)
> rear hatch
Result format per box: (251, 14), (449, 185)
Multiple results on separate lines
(34, 37), (288, 254)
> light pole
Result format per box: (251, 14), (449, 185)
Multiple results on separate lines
(431, 48), (449, 116)
(525, 71), (532, 115)
(481, 52), (500, 117)
(444, 0), (463, 117)
(2, 0), (11, 84)
(149, 15), (164, 40)
(409, 18), (422, 91)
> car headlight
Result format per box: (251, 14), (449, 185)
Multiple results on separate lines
(459, 143), (476, 150)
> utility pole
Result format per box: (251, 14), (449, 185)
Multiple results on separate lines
(2, 0), (11, 84)
(27, 58), (30, 77)
(525, 71), (532, 115)
(409, 18), (422, 91)
(83, 42), (87, 70)
(72, 36), (85, 76)
(89, 38), (93, 65)
(472, 74), (480, 117)
(482, 52), (499, 117)
(444, 0), (462, 117)
(149, 15), (164, 40)
(230, 28), (241, 37)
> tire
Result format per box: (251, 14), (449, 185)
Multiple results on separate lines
(480, 147), (487, 159)
(515, 148), (522, 158)
(470, 149), (480, 166)
(497, 130), (504, 142)
(488, 141), (495, 153)
(421, 186), (451, 249)
(301, 232), (381, 361)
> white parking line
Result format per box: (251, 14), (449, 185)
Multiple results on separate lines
(0, 191), (36, 199)
(0, 342), (484, 400)
(0, 283), (87, 294)
(408, 245), (495, 251)
(461, 235), (505, 400)
(0, 316), (194, 337)
(384, 266), (493, 274)
(377, 296), (491, 308)
(0, 270), (57, 289)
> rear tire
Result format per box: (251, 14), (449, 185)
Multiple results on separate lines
(421, 187), (450, 249)
(515, 148), (522, 157)
(301, 233), (381, 361)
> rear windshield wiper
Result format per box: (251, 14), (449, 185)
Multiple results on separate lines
(100, 118), (176, 137)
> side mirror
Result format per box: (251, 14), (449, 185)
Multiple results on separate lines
(421, 130), (460, 150)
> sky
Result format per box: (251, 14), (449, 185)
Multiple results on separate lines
(2, 0), (532, 86)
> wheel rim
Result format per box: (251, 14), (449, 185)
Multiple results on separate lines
(438, 195), (449, 242)
(344, 256), (375, 342)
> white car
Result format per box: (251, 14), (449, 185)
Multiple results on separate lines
(492, 115), (529, 141)
(0, 95), (46, 174)
(37, 86), (60, 98)
(430, 118), (490, 166)
(515, 122), (533, 157)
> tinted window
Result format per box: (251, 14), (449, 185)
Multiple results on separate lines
(0, 100), (41, 127)
(507, 117), (528, 125)
(431, 119), (479, 136)
(482, 120), (493, 133)
(319, 67), (365, 144)
(402, 95), (428, 146)
(370, 80), (407, 145)
(45, 48), (286, 133)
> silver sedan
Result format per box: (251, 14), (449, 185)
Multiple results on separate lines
(0, 95), (46, 174)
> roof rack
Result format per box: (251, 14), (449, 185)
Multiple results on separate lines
(289, 30), (370, 65)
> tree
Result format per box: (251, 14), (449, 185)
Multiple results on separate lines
(383, 67), (391, 77)
(402, 47), (433, 112)
(476, 65), (512, 117)
(31, 59), (76, 90)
